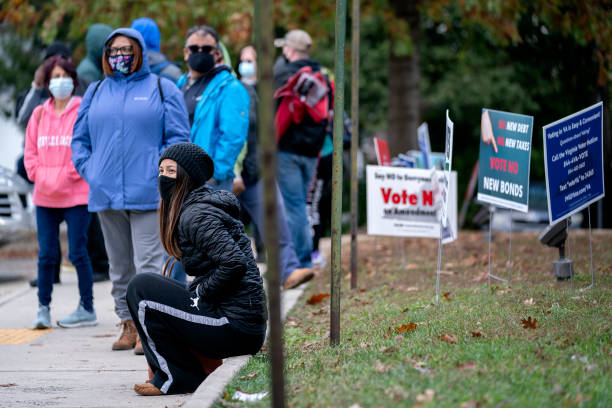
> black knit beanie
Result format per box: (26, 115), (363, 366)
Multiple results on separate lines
(159, 143), (214, 187)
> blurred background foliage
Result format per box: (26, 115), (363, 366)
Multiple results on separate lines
(1, 0), (610, 226)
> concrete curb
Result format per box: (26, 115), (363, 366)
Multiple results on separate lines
(185, 285), (304, 408)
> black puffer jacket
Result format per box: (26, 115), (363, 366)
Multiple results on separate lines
(178, 185), (267, 335)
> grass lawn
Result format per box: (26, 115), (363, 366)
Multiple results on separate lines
(216, 230), (611, 407)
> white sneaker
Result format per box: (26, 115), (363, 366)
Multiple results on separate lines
(311, 250), (326, 267)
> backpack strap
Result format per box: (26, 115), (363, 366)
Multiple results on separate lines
(157, 76), (165, 103)
(91, 79), (104, 99)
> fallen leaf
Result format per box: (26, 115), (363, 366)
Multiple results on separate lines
(521, 316), (537, 329)
(405, 263), (420, 270)
(374, 359), (391, 373)
(470, 330), (483, 338)
(415, 389), (435, 403)
(306, 293), (330, 305)
(379, 345), (396, 353)
(359, 342), (370, 349)
(523, 298), (534, 306)
(440, 334), (458, 344)
(0, 384), (17, 387)
(348, 404), (362, 408)
(440, 270), (455, 275)
(456, 361), (476, 370)
(460, 400), (480, 408)
(443, 292), (451, 301)
(395, 322), (417, 333)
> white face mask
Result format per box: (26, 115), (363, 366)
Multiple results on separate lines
(48, 77), (74, 100)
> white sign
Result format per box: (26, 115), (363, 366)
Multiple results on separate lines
(441, 110), (454, 227)
(367, 166), (457, 243)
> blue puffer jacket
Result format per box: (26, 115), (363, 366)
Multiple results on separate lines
(72, 28), (190, 211)
(177, 70), (249, 181)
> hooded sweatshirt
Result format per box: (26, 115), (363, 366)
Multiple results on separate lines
(131, 17), (182, 81)
(24, 97), (89, 208)
(77, 23), (113, 84)
(71, 28), (190, 212)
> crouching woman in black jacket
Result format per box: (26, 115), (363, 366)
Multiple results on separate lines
(126, 142), (267, 396)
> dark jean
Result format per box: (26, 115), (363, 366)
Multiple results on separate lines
(238, 179), (300, 282)
(36, 205), (94, 311)
(277, 151), (317, 267)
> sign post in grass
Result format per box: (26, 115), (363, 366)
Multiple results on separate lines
(254, 0), (284, 406)
(330, 0), (347, 347)
(477, 108), (533, 286)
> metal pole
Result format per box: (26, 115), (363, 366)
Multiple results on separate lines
(254, 1), (284, 406)
(588, 205), (594, 289)
(507, 208), (512, 283)
(435, 222), (442, 305)
(487, 206), (492, 288)
(349, 0), (360, 290)
(330, 0), (347, 347)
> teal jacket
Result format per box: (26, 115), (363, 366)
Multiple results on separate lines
(177, 69), (249, 181)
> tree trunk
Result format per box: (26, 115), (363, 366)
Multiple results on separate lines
(387, 0), (420, 156)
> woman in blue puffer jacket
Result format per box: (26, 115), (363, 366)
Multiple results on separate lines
(72, 28), (190, 353)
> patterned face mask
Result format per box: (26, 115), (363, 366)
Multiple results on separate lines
(108, 54), (134, 75)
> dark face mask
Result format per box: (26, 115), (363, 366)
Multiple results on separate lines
(158, 175), (176, 202)
(188, 52), (214, 74)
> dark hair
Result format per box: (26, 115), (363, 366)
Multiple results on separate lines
(185, 25), (219, 46)
(159, 164), (197, 262)
(102, 35), (143, 76)
(43, 55), (78, 95)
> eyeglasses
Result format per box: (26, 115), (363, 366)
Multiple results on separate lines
(186, 45), (215, 54)
(106, 46), (134, 56)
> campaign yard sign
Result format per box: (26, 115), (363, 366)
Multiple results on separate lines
(441, 110), (454, 227)
(542, 102), (605, 224)
(374, 137), (391, 166)
(477, 108), (533, 212)
(366, 166), (457, 243)
(418, 122), (432, 169)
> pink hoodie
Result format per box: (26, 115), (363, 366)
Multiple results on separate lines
(24, 97), (89, 208)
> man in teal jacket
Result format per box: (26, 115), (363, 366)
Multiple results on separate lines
(176, 25), (249, 192)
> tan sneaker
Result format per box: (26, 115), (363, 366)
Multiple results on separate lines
(282, 267), (314, 290)
(134, 382), (163, 396)
(112, 320), (138, 351)
(134, 337), (144, 355)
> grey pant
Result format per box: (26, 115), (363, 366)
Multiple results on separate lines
(98, 209), (164, 321)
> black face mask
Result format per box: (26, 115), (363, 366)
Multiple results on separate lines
(158, 175), (176, 202)
(188, 52), (214, 74)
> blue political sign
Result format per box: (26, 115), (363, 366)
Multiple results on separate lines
(543, 102), (605, 224)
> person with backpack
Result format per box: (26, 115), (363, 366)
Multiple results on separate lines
(71, 28), (190, 353)
(15, 41), (109, 286)
(273, 29), (331, 268)
(24, 56), (98, 329)
(131, 17), (182, 82)
(126, 142), (267, 396)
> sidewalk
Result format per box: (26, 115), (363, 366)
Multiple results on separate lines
(0, 261), (305, 408)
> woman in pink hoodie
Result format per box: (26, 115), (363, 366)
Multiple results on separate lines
(25, 56), (97, 330)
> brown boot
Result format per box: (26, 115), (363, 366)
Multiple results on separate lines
(112, 320), (137, 351)
(134, 337), (144, 355)
(282, 267), (314, 290)
(134, 382), (163, 396)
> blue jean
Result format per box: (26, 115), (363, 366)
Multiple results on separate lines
(277, 151), (317, 267)
(36, 205), (94, 311)
(164, 253), (187, 285)
(238, 179), (301, 282)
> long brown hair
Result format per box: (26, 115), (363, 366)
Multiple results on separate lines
(102, 35), (143, 76)
(159, 164), (197, 261)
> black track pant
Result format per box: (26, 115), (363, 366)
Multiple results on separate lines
(126, 273), (265, 394)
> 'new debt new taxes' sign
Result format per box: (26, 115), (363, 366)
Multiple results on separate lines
(477, 108), (533, 212)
